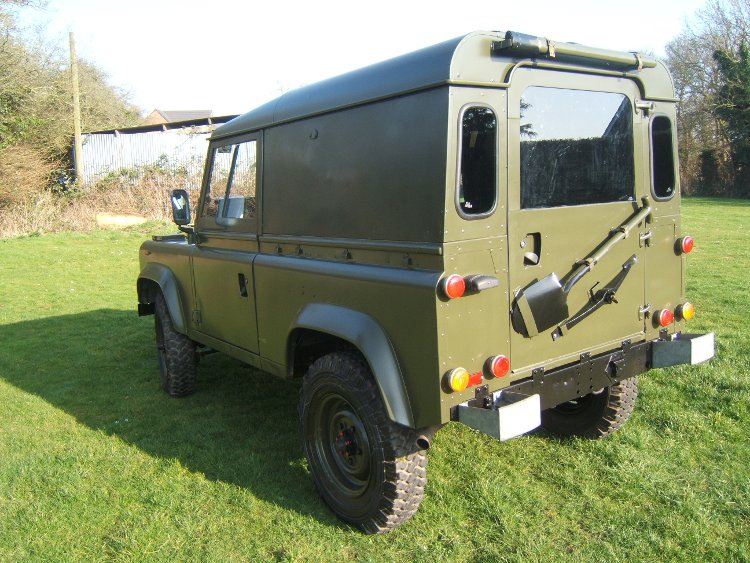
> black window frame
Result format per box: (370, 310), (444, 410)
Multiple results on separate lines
(456, 104), (498, 220)
(518, 86), (636, 209)
(650, 114), (677, 201)
(197, 133), (260, 233)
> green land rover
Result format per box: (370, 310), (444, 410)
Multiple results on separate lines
(137, 30), (715, 533)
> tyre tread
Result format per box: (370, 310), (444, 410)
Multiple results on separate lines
(542, 377), (638, 439)
(300, 351), (426, 534)
(155, 293), (197, 397)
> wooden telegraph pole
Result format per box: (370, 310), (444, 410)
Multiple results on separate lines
(69, 32), (84, 185)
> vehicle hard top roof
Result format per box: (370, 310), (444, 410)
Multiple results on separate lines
(212, 30), (674, 140)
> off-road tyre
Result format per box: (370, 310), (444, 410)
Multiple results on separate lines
(541, 377), (638, 439)
(299, 352), (427, 534)
(154, 292), (196, 397)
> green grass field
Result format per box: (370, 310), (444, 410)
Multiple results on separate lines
(0, 199), (747, 561)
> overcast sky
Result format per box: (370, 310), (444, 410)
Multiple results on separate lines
(17, 0), (707, 117)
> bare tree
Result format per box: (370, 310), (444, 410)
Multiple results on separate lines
(666, 0), (750, 195)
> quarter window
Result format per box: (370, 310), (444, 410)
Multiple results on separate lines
(458, 106), (497, 216)
(651, 115), (676, 199)
(202, 140), (257, 226)
(520, 87), (634, 208)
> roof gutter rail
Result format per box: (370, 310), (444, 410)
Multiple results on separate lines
(492, 31), (657, 71)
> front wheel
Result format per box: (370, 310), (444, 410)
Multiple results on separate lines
(154, 292), (196, 397)
(299, 352), (427, 534)
(541, 378), (638, 439)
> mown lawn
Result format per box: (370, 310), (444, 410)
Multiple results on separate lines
(0, 200), (747, 561)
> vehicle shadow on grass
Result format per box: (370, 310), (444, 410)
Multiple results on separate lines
(0, 308), (343, 528)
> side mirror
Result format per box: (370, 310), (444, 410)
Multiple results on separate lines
(170, 189), (191, 226)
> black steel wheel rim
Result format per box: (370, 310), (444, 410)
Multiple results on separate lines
(312, 391), (372, 499)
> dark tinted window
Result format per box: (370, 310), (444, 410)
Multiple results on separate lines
(520, 87), (634, 209)
(651, 115), (676, 199)
(458, 106), (497, 215)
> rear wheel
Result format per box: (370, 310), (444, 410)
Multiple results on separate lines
(541, 378), (638, 439)
(154, 292), (196, 397)
(299, 352), (427, 533)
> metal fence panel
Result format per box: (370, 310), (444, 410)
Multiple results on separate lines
(80, 129), (210, 184)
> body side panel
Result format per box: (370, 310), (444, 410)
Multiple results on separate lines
(253, 253), (442, 427)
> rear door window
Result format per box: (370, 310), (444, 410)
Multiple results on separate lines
(520, 87), (634, 208)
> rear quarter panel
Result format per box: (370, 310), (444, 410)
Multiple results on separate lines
(253, 255), (444, 427)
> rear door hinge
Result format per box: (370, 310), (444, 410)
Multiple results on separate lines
(192, 310), (202, 325)
(639, 230), (653, 247)
(638, 303), (651, 321)
(635, 100), (654, 114)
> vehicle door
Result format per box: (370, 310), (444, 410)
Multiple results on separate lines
(506, 70), (649, 373)
(192, 133), (261, 355)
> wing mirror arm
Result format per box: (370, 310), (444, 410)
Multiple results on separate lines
(178, 224), (197, 244)
(170, 189), (198, 244)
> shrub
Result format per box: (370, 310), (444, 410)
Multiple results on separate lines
(0, 165), (202, 238)
(0, 144), (61, 209)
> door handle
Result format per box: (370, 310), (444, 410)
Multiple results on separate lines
(238, 273), (248, 298)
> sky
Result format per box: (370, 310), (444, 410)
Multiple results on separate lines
(15, 0), (708, 118)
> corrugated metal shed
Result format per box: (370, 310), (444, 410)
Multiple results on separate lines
(76, 115), (238, 184)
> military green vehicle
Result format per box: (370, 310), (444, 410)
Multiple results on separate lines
(137, 30), (715, 533)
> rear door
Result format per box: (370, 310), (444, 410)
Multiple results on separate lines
(506, 70), (649, 374)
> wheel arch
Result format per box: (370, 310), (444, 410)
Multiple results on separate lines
(137, 262), (188, 334)
(289, 303), (414, 428)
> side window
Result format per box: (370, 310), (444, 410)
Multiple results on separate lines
(651, 115), (676, 199)
(201, 140), (257, 227)
(520, 87), (634, 208)
(458, 106), (497, 216)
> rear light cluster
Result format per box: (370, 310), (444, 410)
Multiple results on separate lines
(445, 354), (510, 393)
(656, 308), (674, 327)
(676, 302), (695, 321)
(439, 273), (499, 299)
(676, 235), (694, 255)
(655, 235), (695, 327)
(441, 274), (466, 299)
(654, 302), (695, 327)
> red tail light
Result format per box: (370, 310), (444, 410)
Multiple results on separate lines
(486, 355), (510, 378)
(656, 308), (674, 327)
(677, 235), (694, 254)
(441, 274), (466, 299)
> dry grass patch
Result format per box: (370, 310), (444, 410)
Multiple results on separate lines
(0, 168), (201, 238)
(0, 144), (61, 209)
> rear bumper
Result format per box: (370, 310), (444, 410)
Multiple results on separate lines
(652, 332), (715, 368)
(455, 332), (715, 440)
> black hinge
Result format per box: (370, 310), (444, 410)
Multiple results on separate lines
(532, 367), (544, 392)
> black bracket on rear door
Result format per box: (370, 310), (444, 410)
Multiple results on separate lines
(552, 254), (638, 341)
